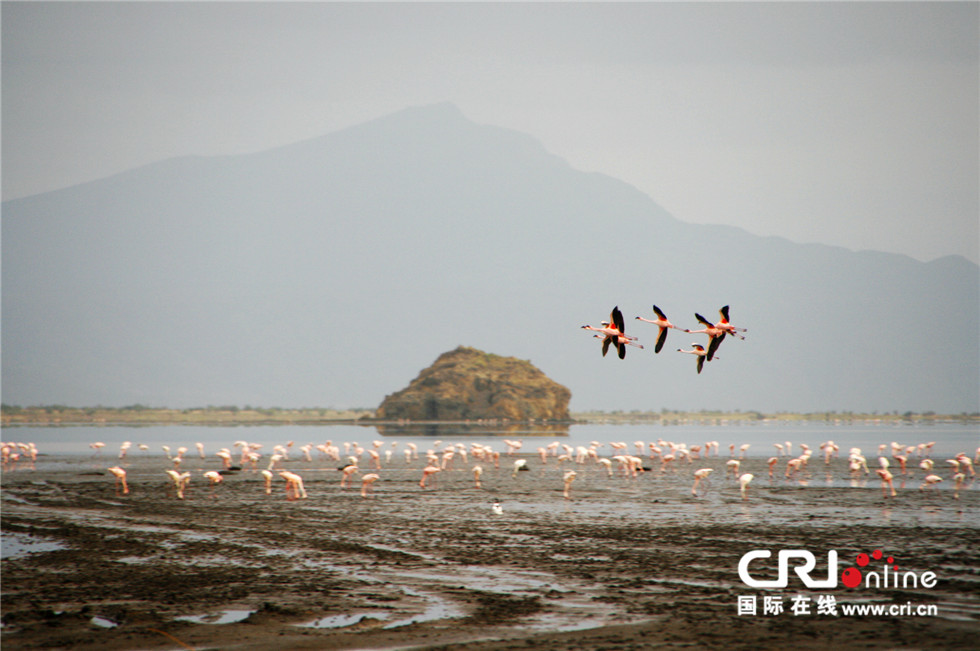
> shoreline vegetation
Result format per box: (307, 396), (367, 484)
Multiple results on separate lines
(2, 404), (977, 427)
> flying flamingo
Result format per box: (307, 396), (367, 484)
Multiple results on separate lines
(677, 343), (710, 374)
(592, 333), (643, 353)
(107, 466), (129, 495)
(582, 306), (634, 359)
(715, 305), (747, 340)
(688, 313), (727, 360)
(635, 305), (688, 353)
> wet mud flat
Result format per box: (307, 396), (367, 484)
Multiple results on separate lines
(1, 454), (978, 649)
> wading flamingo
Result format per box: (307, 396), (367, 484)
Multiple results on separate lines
(166, 470), (191, 499)
(360, 473), (380, 497)
(107, 466), (129, 495)
(563, 470), (577, 500)
(260, 469), (274, 495)
(738, 473), (754, 500)
(692, 468), (713, 496)
(341, 463), (359, 489)
(419, 463), (441, 488)
(876, 468), (896, 497)
(953, 473), (966, 499)
(635, 305), (688, 353)
(279, 471), (307, 500)
(512, 458), (527, 477)
(473, 465), (483, 488)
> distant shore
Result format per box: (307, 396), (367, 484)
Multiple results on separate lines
(2, 405), (976, 428)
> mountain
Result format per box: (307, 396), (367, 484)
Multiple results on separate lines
(3, 102), (977, 413)
(376, 346), (571, 421)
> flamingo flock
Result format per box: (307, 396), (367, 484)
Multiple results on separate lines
(41, 431), (972, 507)
(582, 304), (747, 373)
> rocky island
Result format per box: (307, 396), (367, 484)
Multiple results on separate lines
(376, 346), (571, 421)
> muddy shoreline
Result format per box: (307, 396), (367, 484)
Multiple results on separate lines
(2, 454), (977, 649)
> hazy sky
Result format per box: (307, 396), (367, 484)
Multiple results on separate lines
(3, 2), (978, 263)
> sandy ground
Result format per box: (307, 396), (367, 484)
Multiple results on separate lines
(1, 452), (978, 650)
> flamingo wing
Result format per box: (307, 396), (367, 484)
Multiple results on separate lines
(695, 313), (714, 327)
(696, 356), (705, 374)
(655, 327), (668, 353)
(706, 333), (725, 361)
(617, 338), (627, 359)
(652, 305), (667, 321)
(611, 306), (625, 334)
(601, 336), (611, 357)
(719, 305), (731, 323)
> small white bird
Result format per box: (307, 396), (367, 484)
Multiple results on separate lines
(491, 498), (503, 515)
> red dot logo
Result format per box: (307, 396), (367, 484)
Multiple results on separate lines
(856, 553), (870, 567)
(841, 567), (862, 588)
(872, 549), (883, 560)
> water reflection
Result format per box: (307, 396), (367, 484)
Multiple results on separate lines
(374, 422), (570, 438)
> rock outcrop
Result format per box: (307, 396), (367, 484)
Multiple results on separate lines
(376, 347), (571, 421)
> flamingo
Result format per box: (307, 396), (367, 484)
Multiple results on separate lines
(166, 470), (191, 499)
(738, 473), (754, 500)
(340, 463), (359, 489)
(688, 313), (727, 360)
(692, 468), (713, 496)
(512, 458), (527, 477)
(715, 305), (747, 340)
(360, 473), (380, 497)
(677, 343), (710, 374)
(107, 466), (129, 495)
(876, 468), (896, 497)
(953, 473), (966, 499)
(582, 306), (634, 359)
(635, 305), (688, 353)
(563, 470), (577, 500)
(260, 469), (274, 495)
(593, 333), (643, 353)
(279, 471), (307, 500)
(419, 463), (441, 488)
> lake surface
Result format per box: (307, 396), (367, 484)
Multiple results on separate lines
(3, 421), (976, 461)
